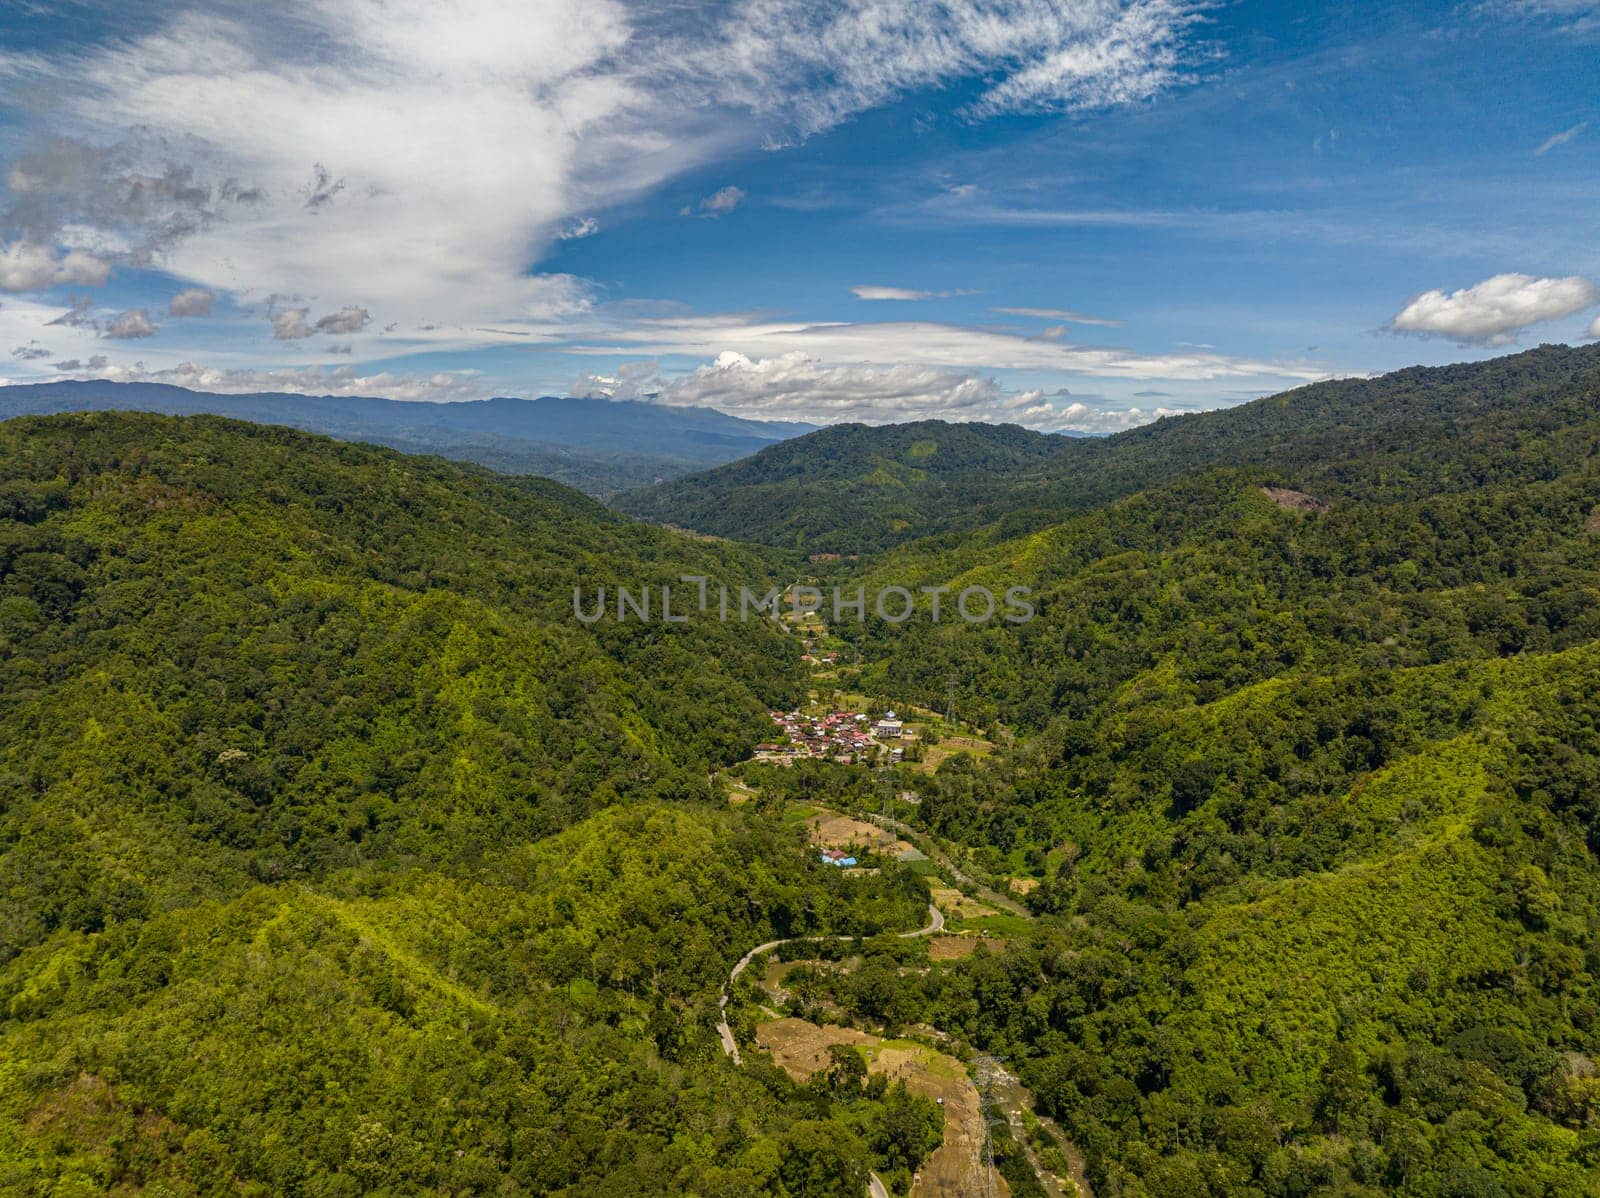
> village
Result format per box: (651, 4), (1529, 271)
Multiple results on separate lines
(754, 706), (907, 765)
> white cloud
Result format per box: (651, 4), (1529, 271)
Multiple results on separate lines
(683, 186), (745, 217)
(853, 286), (934, 301)
(557, 216), (599, 239)
(168, 287), (215, 317)
(571, 348), (1241, 428)
(852, 285), (975, 301)
(272, 308), (315, 340)
(1535, 120), (1588, 155)
(0, 241), (110, 291)
(105, 308), (157, 339)
(2, 0), (1196, 326)
(1051, 401), (1179, 433)
(1485, 1), (1600, 35)
(51, 359), (491, 403)
(1390, 273), (1599, 345)
(559, 314), (1328, 382)
(995, 305), (1121, 327)
(634, 350), (1009, 423)
(677, 0), (1198, 135)
(1587, 314), (1600, 340)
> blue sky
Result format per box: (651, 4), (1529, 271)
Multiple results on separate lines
(0, 0), (1596, 429)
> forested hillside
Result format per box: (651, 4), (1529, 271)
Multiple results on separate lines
(0, 411), (804, 934)
(8, 345), (1600, 1196)
(613, 419), (1068, 553)
(795, 344), (1600, 1193)
(0, 414), (950, 1194)
(619, 344), (1600, 553)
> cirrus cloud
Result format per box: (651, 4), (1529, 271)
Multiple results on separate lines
(0, 0), (1201, 326)
(1390, 273), (1599, 345)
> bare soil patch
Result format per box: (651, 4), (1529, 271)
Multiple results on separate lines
(808, 814), (910, 855)
(930, 887), (998, 922)
(754, 1019), (1006, 1198)
(755, 1017), (879, 1082)
(1260, 486), (1329, 513)
(928, 934), (1008, 961)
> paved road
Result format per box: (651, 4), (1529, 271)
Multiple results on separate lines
(867, 1170), (889, 1198)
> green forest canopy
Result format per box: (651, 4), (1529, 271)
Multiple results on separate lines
(5, 343), (1600, 1195)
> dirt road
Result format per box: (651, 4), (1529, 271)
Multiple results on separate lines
(716, 904), (941, 1064)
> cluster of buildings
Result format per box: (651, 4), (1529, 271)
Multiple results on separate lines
(758, 709), (876, 761)
(754, 709), (909, 763)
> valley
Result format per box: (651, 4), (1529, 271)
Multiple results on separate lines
(5, 344), (1600, 1195)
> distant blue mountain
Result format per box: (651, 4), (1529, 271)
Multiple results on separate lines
(0, 381), (815, 496)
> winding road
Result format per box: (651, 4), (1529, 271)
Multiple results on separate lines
(716, 903), (942, 1064)
(714, 801), (1089, 1196)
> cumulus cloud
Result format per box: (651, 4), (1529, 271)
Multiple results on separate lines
(105, 308), (157, 339)
(683, 186), (745, 217)
(643, 350), (1005, 422)
(589, 347), (1208, 428)
(1390, 273), (1599, 345)
(168, 287), (215, 317)
(1588, 315), (1600, 340)
(996, 305), (1122, 327)
(0, 241), (110, 291)
(272, 308), (315, 340)
(50, 355), (108, 372)
(1050, 401), (1180, 433)
(315, 306), (371, 335)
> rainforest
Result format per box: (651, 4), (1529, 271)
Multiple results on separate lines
(1, 344), (1599, 1196)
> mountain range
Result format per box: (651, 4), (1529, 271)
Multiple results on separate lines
(4, 345), (1600, 1195)
(0, 381), (814, 497)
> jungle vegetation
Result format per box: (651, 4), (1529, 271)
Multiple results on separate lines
(7, 344), (1600, 1195)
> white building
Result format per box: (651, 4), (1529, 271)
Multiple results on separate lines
(875, 710), (903, 738)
